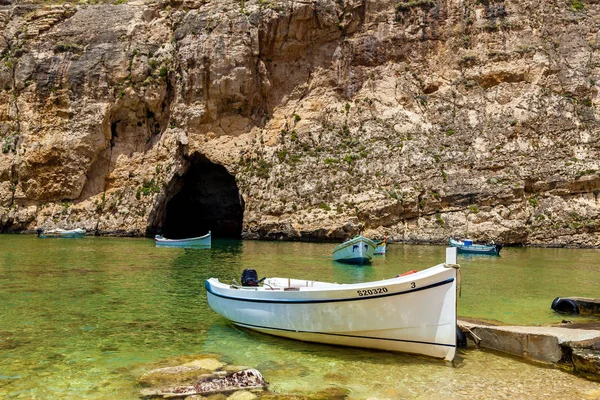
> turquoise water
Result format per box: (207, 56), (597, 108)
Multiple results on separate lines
(0, 235), (599, 399)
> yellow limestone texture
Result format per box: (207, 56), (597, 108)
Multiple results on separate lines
(0, 0), (599, 246)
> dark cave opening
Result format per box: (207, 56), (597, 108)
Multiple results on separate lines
(160, 156), (244, 239)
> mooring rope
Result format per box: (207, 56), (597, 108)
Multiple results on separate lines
(444, 263), (462, 298)
(463, 326), (481, 344)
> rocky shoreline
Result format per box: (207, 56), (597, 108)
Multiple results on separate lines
(12, 228), (600, 249)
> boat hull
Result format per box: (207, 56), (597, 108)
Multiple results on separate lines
(38, 228), (86, 238)
(206, 264), (457, 361)
(374, 244), (386, 255)
(333, 236), (376, 264)
(155, 232), (211, 247)
(449, 239), (500, 255)
(455, 246), (498, 255)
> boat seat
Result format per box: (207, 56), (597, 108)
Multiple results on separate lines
(263, 278), (340, 289)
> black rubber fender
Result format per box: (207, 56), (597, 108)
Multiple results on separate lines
(456, 326), (467, 348)
(551, 297), (579, 315)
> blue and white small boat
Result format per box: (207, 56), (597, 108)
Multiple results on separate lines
(333, 235), (376, 264)
(374, 238), (387, 255)
(155, 231), (211, 248)
(37, 228), (86, 238)
(449, 238), (502, 255)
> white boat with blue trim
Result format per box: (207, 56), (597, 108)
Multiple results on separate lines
(206, 248), (460, 361)
(155, 231), (211, 247)
(332, 235), (376, 264)
(37, 228), (86, 238)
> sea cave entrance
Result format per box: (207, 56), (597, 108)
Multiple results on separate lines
(155, 155), (244, 239)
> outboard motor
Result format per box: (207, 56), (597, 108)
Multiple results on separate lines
(241, 269), (265, 287)
(495, 243), (503, 254)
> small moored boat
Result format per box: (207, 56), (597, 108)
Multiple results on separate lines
(333, 235), (376, 264)
(37, 228), (86, 238)
(449, 238), (502, 255)
(206, 248), (460, 361)
(374, 238), (387, 255)
(155, 231), (211, 247)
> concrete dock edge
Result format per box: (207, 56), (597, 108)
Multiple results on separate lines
(458, 320), (600, 381)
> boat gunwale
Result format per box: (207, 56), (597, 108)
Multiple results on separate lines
(457, 247), (496, 252)
(206, 275), (455, 304)
(333, 236), (377, 253)
(208, 263), (451, 291)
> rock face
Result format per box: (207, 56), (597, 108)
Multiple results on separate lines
(571, 343), (600, 382)
(0, 0), (599, 245)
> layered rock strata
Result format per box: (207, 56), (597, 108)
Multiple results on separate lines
(0, 0), (599, 246)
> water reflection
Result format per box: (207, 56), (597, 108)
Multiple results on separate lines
(331, 262), (378, 283)
(1, 235), (599, 399)
(200, 323), (600, 399)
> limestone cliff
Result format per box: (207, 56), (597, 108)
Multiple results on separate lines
(0, 0), (599, 246)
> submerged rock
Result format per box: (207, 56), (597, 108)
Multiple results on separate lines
(259, 387), (350, 400)
(137, 354), (355, 399)
(227, 391), (258, 400)
(138, 358), (226, 388)
(140, 368), (267, 398)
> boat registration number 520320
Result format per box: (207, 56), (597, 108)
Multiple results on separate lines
(356, 287), (388, 296)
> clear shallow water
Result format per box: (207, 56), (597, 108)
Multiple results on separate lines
(0, 235), (599, 399)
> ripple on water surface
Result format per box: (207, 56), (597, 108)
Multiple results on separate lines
(0, 235), (599, 399)
(202, 323), (600, 399)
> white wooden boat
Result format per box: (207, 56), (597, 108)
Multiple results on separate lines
(155, 231), (211, 247)
(332, 235), (376, 264)
(206, 248), (460, 361)
(374, 238), (387, 255)
(37, 228), (86, 238)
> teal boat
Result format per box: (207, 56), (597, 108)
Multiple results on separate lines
(449, 238), (502, 255)
(333, 235), (376, 264)
(374, 238), (387, 255)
